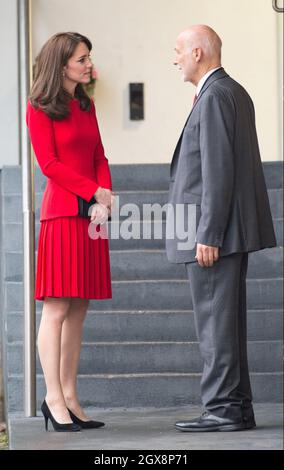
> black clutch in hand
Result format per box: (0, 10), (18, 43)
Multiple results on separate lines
(77, 196), (96, 218)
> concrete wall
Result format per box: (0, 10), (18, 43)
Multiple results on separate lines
(0, 170), (4, 421)
(0, 0), (20, 168)
(31, 0), (283, 164)
(0, 0), (282, 168)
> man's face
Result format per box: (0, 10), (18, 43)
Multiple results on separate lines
(173, 35), (195, 83)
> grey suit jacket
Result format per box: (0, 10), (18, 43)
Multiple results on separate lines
(166, 68), (276, 264)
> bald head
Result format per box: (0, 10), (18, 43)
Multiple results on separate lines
(178, 25), (222, 62)
(174, 25), (222, 85)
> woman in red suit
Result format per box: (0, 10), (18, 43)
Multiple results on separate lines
(27, 32), (113, 431)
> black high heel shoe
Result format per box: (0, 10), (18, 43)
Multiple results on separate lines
(41, 400), (81, 432)
(68, 408), (105, 429)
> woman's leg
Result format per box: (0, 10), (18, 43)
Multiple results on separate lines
(60, 298), (90, 420)
(37, 297), (73, 423)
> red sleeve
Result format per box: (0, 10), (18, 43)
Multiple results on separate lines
(91, 102), (112, 191)
(26, 101), (99, 201)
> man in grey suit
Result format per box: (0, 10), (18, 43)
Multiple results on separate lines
(166, 25), (276, 432)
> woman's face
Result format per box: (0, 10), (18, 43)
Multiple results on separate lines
(63, 41), (93, 86)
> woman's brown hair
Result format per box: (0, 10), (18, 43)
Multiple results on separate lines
(30, 32), (92, 120)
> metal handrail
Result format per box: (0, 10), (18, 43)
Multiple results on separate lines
(19, 0), (36, 417)
(272, 0), (284, 12)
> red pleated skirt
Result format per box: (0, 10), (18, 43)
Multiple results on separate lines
(35, 216), (112, 300)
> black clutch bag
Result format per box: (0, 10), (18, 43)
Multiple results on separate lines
(77, 196), (96, 218)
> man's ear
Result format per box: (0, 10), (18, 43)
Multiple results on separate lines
(195, 48), (202, 63)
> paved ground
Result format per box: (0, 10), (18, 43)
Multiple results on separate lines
(8, 404), (283, 450)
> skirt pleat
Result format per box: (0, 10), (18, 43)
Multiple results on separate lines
(35, 216), (112, 301)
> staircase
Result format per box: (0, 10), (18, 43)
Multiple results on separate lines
(1, 163), (283, 411)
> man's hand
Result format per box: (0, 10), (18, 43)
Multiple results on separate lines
(195, 243), (219, 267)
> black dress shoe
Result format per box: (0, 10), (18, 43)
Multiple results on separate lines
(68, 408), (105, 429)
(242, 415), (256, 429)
(175, 412), (256, 432)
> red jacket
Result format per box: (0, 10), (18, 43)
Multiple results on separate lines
(26, 99), (112, 221)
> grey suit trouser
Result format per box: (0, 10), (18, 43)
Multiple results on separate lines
(186, 252), (254, 421)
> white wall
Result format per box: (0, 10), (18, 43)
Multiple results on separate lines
(31, 0), (283, 163)
(0, 0), (20, 168)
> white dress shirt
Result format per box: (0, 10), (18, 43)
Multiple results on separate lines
(196, 67), (222, 96)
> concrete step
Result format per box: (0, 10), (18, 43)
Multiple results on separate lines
(268, 189), (283, 220)
(8, 340), (282, 375)
(109, 248), (283, 280)
(107, 248), (284, 281)
(2, 163), (283, 195)
(1, 165), (171, 198)
(107, 188), (283, 221)
(273, 219), (283, 247)
(5, 277), (283, 312)
(6, 309), (283, 343)
(1, 221), (166, 252)
(7, 372), (283, 410)
(111, 162), (283, 191)
(247, 247), (283, 278)
(3, 187), (282, 224)
(263, 162), (284, 189)
(4, 247), (283, 282)
(107, 217), (282, 248)
(87, 278), (284, 311)
(82, 340), (283, 375)
(81, 309), (284, 343)
(2, 217), (283, 254)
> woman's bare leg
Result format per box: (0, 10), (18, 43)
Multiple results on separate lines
(37, 296), (73, 423)
(60, 298), (90, 420)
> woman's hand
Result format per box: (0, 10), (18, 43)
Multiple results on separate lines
(110, 193), (116, 213)
(90, 203), (109, 225)
(94, 187), (112, 207)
